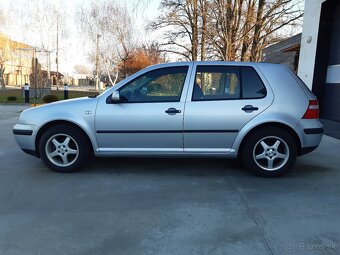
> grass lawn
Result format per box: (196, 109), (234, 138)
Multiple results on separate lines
(0, 89), (99, 104)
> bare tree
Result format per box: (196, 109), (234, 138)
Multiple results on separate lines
(149, 0), (206, 61)
(142, 42), (167, 65)
(19, 1), (69, 90)
(240, 0), (256, 61)
(0, 38), (10, 91)
(0, 9), (5, 28)
(78, 0), (137, 82)
(200, 0), (209, 60)
(205, 0), (304, 61)
(206, 0), (244, 60)
(29, 57), (49, 98)
(121, 43), (166, 76)
(0, 61), (5, 91)
(250, 0), (265, 61)
(0, 47), (5, 91)
(74, 65), (90, 75)
(248, 0), (304, 61)
(150, 0), (303, 62)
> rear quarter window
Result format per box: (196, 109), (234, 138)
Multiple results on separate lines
(241, 67), (267, 99)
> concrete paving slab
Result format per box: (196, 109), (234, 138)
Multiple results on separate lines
(0, 105), (339, 255)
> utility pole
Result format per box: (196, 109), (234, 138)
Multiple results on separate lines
(33, 49), (37, 98)
(19, 50), (23, 86)
(95, 34), (101, 91)
(46, 50), (51, 88)
(56, 11), (59, 88)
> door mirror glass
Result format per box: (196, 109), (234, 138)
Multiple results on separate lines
(111, 91), (120, 103)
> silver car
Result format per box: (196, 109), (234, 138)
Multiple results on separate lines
(13, 61), (323, 177)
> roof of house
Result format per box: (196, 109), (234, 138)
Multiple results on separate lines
(263, 33), (302, 54)
(0, 33), (32, 50)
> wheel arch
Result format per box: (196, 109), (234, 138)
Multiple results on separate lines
(35, 120), (94, 157)
(237, 122), (302, 159)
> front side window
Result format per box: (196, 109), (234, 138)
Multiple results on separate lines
(119, 66), (188, 103)
(192, 66), (241, 101)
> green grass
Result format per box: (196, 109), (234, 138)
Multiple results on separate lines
(0, 89), (98, 104)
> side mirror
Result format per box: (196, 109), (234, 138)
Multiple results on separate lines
(111, 91), (120, 103)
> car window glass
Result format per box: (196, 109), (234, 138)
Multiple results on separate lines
(192, 66), (240, 101)
(241, 67), (267, 99)
(119, 66), (188, 103)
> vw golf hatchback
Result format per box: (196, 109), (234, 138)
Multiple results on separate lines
(13, 62), (323, 177)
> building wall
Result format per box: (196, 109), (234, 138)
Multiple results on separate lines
(0, 33), (33, 87)
(299, 0), (340, 122)
(298, 0), (326, 89)
(262, 33), (301, 72)
(263, 51), (297, 70)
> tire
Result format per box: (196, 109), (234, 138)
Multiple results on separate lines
(242, 127), (297, 177)
(39, 125), (91, 172)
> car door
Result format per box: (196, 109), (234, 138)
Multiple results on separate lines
(183, 63), (273, 153)
(95, 65), (192, 153)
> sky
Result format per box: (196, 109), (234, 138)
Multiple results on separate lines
(0, 0), (161, 75)
(1, 0), (304, 75)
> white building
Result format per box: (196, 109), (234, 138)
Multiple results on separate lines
(298, 0), (340, 122)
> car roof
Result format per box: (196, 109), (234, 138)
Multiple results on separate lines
(148, 61), (282, 69)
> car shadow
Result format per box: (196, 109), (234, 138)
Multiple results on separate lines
(70, 156), (336, 179)
(80, 157), (248, 177)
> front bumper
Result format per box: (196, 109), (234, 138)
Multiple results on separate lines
(13, 124), (38, 157)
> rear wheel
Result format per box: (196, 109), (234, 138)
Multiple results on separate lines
(242, 127), (297, 177)
(39, 125), (90, 172)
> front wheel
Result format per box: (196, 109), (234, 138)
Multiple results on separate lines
(39, 125), (90, 172)
(242, 127), (297, 177)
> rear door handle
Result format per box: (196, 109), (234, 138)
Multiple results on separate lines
(242, 105), (259, 112)
(165, 108), (181, 114)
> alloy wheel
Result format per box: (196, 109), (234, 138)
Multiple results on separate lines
(45, 133), (79, 167)
(252, 136), (290, 171)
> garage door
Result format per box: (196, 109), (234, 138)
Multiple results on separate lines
(324, 3), (340, 122)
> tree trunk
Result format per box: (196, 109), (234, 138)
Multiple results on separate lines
(241, 0), (253, 61)
(0, 66), (5, 91)
(192, 0), (199, 61)
(250, 0), (265, 61)
(200, 0), (208, 61)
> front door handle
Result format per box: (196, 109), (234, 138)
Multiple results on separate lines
(242, 105), (259, 112)
(165, 108), (181, 114)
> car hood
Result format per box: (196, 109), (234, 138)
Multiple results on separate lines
(18, 97), (98, 126)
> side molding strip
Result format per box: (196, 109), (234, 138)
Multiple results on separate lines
(96, 130), (239, 134)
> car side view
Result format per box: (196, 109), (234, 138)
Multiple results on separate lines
(13, 61), (323, 177)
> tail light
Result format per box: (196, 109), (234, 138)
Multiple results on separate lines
(302, 100), (319, 119)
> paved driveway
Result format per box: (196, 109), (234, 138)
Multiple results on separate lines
(0, 105), (339, 255)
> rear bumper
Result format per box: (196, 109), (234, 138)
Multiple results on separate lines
(296, 119), (323, 155)
(303, 128), (324, 135)
(300, 146), (318, 155)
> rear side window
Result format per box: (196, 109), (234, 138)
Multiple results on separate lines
(192, 66), (241, 101)
(241, 67), (267, 99)
(192, 65), (266, 101)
